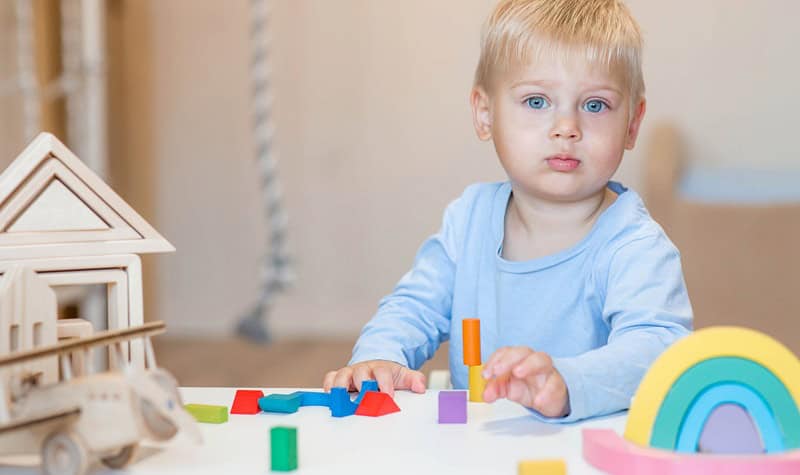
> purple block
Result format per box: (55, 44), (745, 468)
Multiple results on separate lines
(438, 390), (467, 424)
(698, 403), (764, 454)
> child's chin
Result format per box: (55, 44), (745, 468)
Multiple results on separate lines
(524, 182), (589, 202)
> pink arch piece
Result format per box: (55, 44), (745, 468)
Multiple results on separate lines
(583, 429), (800, 475)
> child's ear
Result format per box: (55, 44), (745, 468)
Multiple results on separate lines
(470, 87), (493, 141)
(625, 98), (647, 150)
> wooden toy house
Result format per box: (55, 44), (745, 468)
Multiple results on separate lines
(0, 132), (174, 365)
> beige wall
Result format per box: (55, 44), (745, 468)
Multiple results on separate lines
(4, 1), (800, 339)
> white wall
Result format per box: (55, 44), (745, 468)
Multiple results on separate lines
(625, 0), (800, 174)
(4, 1), (800, 338)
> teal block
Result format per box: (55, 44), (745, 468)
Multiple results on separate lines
(259, 393), (302, 414)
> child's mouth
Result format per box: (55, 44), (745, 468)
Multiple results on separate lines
(546, 156), (581, 172)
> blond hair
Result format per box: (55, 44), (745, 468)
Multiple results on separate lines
(474, 0), (645, 102)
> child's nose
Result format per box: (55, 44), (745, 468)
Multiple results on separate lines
(549, 118), (581, 141)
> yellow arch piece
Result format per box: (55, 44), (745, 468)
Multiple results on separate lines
(624, 326), (800, 447)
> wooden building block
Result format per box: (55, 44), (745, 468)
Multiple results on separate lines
(469, 364), (486, 403)
(462, 318), (481, 366)
(675, 383), (782, 453)
(518, 459), (566, 475)
(57, 318), (94, 340)
(438, 390), (467, 424)
(297, 391), (331, 407)
(259, 393), (302, 414)
(649, 357), (799, 451)
(355, 392), (400, 417)
(270, 426), (298, 472)
(330, 387), (357, 417)
(353, 380), (378, 405)
(697, 403), (763, 454)
(624, 326), (800, 449)
(230, 389), (264, 415)
(583, 428), (800, 475)
(184, 404), (229, 424)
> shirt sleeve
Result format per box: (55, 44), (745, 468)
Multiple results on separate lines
(531, 233), (694, 423)
(348, 190), (470, 370)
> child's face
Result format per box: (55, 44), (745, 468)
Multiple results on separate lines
(471, 54), (646, 203)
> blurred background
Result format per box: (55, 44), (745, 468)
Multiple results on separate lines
(1, 0), (799, 388)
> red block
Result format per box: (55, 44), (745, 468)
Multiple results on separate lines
(231, 389), (264, 414)
(355, 391), (400, 417)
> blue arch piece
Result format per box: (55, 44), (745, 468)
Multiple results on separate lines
(677, 383), (784, 454)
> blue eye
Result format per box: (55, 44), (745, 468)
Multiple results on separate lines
(583, 99), (608, 113)
(525, 96), (549, 109)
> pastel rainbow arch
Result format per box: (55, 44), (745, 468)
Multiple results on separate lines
(624, 326), (800, 452)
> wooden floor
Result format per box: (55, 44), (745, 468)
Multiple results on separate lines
(153, 336), (449, 388)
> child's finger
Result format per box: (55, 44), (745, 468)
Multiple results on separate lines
(511, 351), (554, 381)
(482, 378), (502, 402)
(372, 365), (396, 397)
(331, 366), (355, 390)
(483, 372), (511, 402)
(322, 370), (338, 392)
(481, 347), (511, 379)
(485, 346), (534, 379)
(532, 371), (569, 418)
(399, 368), (427, 393)
(352, 364), (373, 391)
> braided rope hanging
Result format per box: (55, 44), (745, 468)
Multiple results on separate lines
(236, 0), (292, 342)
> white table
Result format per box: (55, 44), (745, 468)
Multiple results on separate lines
(1, 387), (627, 474)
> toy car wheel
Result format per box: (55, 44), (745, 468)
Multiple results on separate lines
(41, 431), (89, 475)
(139, 396), (178, 440)
(101, 443), (139, 468)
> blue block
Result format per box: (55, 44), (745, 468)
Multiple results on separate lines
(330, 387), (357, 417)
(298, 391), (331, 407)
(354, 380), (379, 405)
(259, 393), (302, 414)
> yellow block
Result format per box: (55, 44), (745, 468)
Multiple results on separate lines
(469, 364), (486, 402)
(624, 326), (800, 447)
(518, 459), (566, 475)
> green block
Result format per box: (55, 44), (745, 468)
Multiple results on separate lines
(271, 426), (298, 472)
(184, 403), (229, 424)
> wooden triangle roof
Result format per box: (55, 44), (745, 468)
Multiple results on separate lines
(0, 132), (174, 260)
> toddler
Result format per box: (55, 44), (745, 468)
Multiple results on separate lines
(324, 0), (692, 422)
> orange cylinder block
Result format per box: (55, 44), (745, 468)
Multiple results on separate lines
(462, 318), (481, 366)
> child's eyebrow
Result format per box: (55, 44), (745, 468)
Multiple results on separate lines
(582, 83), (624, 96)
(510, 79), (623, 97)
(510, 79), (559, 88)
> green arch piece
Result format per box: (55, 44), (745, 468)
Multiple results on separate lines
(650, 357), (800, 451)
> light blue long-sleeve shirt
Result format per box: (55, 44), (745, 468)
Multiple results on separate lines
(350, 181), (693, 422)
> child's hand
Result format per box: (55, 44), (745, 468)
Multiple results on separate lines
(481, 346), (570, 418)
(323, 360), (426, 397)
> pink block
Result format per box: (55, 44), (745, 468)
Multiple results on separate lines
(582, 429), (800, 475)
